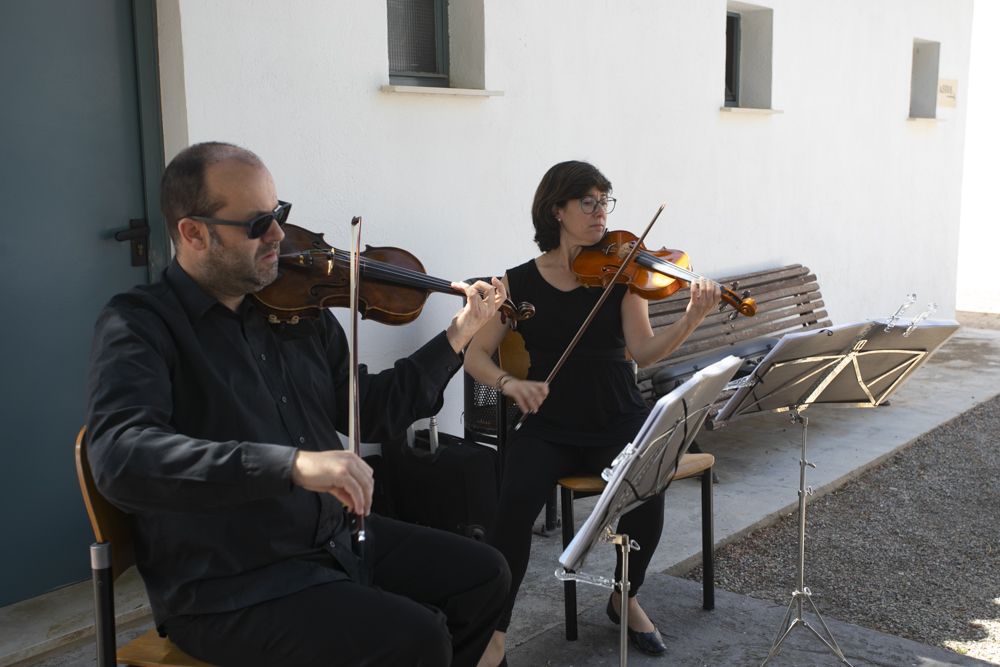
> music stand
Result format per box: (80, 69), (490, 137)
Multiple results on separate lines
(713, 317), (958, 666)
(555, 355), (743, 667)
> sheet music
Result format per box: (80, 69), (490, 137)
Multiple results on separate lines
(558, 355), (742, 572)
(714, 318), (959, 424)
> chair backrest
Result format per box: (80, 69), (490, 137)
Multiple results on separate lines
(496, 330), (530, 445)
(74, 427), (136, 580)
(463, 328), (530, 450)
(498, 329), (529, 380)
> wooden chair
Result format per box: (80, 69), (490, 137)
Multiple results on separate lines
(558, 452), (715, 640)
(464, 331), (716, 641)
(74, 427), (215, 667)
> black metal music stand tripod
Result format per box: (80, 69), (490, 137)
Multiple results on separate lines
(556, 355), (744, 666)
(713, 315), (958, 666)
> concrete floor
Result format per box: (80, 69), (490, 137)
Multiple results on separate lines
(4, 314), (999, 666)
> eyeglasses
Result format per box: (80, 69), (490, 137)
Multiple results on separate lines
(189, 200), (292, 239)
(579, 195), (616, 215)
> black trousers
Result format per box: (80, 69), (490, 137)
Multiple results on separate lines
(489, 435), (665, 631)
(164, 515), (510, 667)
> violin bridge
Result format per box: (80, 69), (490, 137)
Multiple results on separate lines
(617, 241), (637, 261)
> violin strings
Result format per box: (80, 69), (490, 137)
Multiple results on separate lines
(637, 251), (699, 282)
(342, 251), (453, 291)
(284, 249), (454, 293)
(637, 250), (740, 302)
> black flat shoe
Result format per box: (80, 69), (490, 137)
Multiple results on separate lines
(606, 595), (620, 624)
(605, 596), (668, 656)
(626, 627), (667, 655)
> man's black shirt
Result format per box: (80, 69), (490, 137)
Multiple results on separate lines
(85, 260), (463, 625)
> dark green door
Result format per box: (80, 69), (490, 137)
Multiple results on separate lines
(0, 0), (167, 605)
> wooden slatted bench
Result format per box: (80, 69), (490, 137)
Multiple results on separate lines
(636, 264), (832, 425)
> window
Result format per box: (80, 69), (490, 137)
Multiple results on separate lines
(723, 2), (773, 110)
(725, 12), (741, 107)
(909, 39), (940, 119)
(387, 0), (449, 87)
(382, 0), (498, 96)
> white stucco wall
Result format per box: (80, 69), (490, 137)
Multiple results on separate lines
(157, 0), (973, 433)
(957, 0), (999, 314)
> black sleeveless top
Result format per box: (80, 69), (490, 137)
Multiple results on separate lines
(506, 259), (648, 447)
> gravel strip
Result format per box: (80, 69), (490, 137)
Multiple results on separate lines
(685, 394), (1000, 664)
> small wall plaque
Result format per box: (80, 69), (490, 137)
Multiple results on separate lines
(938, 79), (957, 108)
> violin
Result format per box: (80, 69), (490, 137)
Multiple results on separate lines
(513, 208), (752, 432)
(253, 223), (536, 326)
(573, 230), (757, 317)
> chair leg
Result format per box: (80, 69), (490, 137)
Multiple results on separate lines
(700, 467), (715, 611)
(544, 487), (560, 533)
(534, 487), (561, 536)
(560, 486), (578, 640)
(91, 543), (117, 667)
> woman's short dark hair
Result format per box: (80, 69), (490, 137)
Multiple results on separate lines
(160, 142), (264, 244)
(530, 160), (612, 252)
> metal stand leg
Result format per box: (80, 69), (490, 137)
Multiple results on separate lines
(561, 486), (579, 641)
(762, 412), (853, 666)
(554, 529), (638, 667)
(610, 532), (632, 667)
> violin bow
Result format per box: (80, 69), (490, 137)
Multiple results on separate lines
(347, 216), (367, 556)
(513, 203), (666, 431)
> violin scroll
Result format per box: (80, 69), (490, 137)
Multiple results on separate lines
(498, 300), (536, 328)
(722, 283), (757, 317)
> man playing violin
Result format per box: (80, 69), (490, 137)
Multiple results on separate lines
(85, 141), (510, 667)
(465, 160), (721, 659)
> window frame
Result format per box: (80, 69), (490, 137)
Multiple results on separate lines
(725, 11), (741, 108)
(388, 0), (450, 87)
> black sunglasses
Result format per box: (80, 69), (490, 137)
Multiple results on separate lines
(189, 200), (292, 239)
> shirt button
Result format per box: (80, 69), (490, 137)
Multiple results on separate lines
(328, 539), (336, 549)
(281, 396), (288, 404)
(298, 436), (306, 444)
(259, 353), (267, 361)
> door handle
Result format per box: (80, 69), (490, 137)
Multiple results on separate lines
(114, 218), (149, 266)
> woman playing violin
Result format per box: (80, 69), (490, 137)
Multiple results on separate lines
(465, 160), (720, 658)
